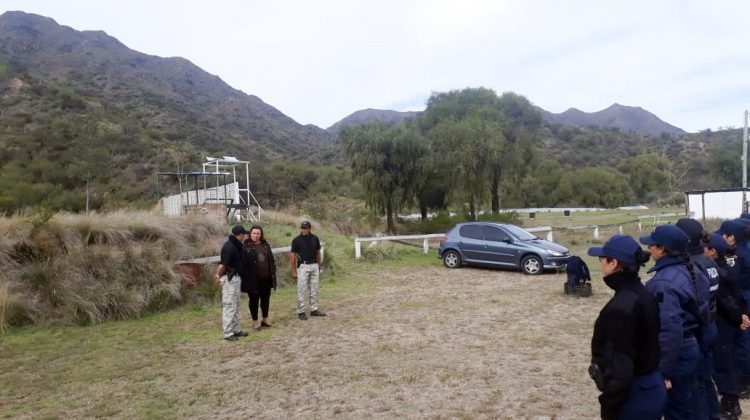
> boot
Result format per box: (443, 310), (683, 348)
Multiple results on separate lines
(731, 397), (742, 417)
(720, 396), (741, 420)
(740, 378), (750, 400)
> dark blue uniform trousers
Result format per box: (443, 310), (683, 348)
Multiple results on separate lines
(618, 371), (666, 420)
(714, 319), (740, 398)
(692, 322), (719, 420)
(665, 338), (700, 420)
(736, 291), (750, 381)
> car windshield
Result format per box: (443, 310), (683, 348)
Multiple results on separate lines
(503, 225), (538, 241)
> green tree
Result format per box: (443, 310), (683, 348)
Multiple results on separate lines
(429, 112), (504, 219)
(552, 167), (635, 208)
(706, 147), (742, 187)
(624, 154), (668, 201)
(340, 123), (427, 233)
(495, 92), (542, 211)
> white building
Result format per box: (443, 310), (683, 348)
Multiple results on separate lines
(685, 188), (749, 220)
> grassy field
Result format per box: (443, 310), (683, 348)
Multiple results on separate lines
(3, 207), (733, 418)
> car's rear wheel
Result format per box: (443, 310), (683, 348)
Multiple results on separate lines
(442, 250), (461, 268)
(521, 255), (542, 275)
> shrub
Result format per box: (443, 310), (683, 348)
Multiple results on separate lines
(0, 210), (227, 330)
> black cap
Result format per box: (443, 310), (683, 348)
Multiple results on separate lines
(231, 225), (249, 235)
(675, 218), (704, 255)
(300, 221), (311, 229)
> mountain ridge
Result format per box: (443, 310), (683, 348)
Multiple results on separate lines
(536, 103), (686, 136)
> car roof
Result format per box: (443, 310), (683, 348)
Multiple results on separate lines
(455, 221), (513, 228)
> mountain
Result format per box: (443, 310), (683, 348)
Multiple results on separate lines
(0, 11), (338, 211)
(331, 104), (685, 138)
(0, 11), (332, 158)
(327, 108), (419, 137)
(537, 103), (686, 136)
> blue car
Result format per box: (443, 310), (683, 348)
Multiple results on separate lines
(438, 222), (570, 275)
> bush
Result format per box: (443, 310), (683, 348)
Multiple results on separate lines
(0, 210), (226, 331)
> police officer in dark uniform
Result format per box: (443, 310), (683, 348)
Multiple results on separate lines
(588, 235), (665, 420)
(704, 232), (750, 419)
(213, 225), (249, 341)
(676, 218), (720, 419)
(719, 219), (750, 402)
(640, 224), (708, 420)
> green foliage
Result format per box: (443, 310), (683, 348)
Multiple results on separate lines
(706, 147), (742, 187)
(624, 154), (669, 200)
(340, 123), (427, 233)
(552, 167), (635, 207)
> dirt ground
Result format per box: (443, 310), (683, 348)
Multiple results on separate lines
(185, 266), (607, 419)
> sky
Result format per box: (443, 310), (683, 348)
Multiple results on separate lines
(3, 0), (750, 133)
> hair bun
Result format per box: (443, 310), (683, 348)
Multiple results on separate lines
(635, 248), (650, 266)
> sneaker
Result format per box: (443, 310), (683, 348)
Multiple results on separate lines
(224, 335), (239, 341)
(234, 330), (249, 337)
(310, 310), (327, 317)
(298, 313), (308, 320)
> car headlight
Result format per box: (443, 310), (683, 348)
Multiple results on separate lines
(547, 250), (563, 256)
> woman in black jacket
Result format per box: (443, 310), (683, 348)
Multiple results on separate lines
(588, 235), (665, 420)
(241, 225), (277, 331)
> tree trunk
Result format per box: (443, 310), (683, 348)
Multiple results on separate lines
(420, 204), (428, 220)
(469, 196), (476, 221)
(491, 168), (501, 214)
(386, 205), (394, 234)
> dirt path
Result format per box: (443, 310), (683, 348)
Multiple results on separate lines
(173, 266), (607, 418)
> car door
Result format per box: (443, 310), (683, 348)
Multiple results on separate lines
(482, 225), (518, 266)
(457, 224), (485, 262)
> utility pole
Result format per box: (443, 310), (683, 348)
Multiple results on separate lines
(744, 110), (749, 212)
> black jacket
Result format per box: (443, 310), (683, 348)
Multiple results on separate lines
(716, 256), (746, 327)
(219, 235), (244, 277)
(591, 270), (661, 420)
(240, 240), (277, 293)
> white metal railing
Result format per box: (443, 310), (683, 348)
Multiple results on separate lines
(354, 229), (556, 259)
(176, 244), (325, 265)
(525, 226), (554, 241)
(354, 234), (446, 259)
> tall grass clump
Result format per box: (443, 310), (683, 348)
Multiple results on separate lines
(0, 210), (227, 331)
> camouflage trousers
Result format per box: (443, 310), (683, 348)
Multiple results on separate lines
(221, 274), (242, 338)
(296, 263), (320, 314)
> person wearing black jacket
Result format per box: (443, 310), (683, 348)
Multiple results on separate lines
(704, 232), (750, 419)
(213, 225), (249, 341)
(588, 235), (665, 420)
(241, 225), (277, 332)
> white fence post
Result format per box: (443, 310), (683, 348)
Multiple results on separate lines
(638, 221), (642, 232)
(618, 225), (623, 234)
(423, 238), (429, 254)
(593, 226), (599, 239)
(546, 230), (553, 241)
(355, 240), (362, 259)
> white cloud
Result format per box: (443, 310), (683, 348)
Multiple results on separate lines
(3, 0), (750, 131)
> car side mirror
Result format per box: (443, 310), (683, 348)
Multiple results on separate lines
(503, 238), (513, 244)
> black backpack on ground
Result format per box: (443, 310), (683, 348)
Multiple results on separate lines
(565, 256), (592, 297)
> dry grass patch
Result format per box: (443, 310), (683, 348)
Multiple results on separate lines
(4, 256), (735, 418)
(0, 211), (226, 329)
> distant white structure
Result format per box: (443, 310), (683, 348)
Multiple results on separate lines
(685, 188), (749, 220)
(157, 156), (263, 221)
